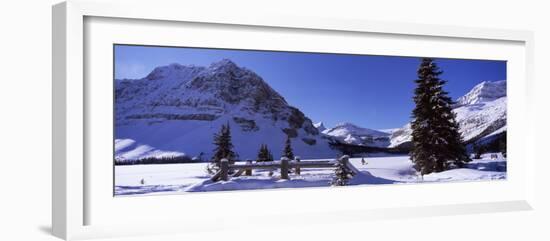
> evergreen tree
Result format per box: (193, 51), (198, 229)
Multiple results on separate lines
(257, 144), (265, 162)
(207, 123), (237, 174)
(256, 144), (274, 162)
(267, 149), (273, 162)
(473, 143), (482, 159)
(473, 143), (486, 159)
(410, 58), (471, 175)
(499, 135), (507, 158)
(282, 135), (295, 160)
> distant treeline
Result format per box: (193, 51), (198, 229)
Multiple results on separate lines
(330, 141), (410, 157)
(329, 131), (506, 158)
(480, 132), (506, 153)
(467, 131), (507, 157)
(115, 155), (201, 166)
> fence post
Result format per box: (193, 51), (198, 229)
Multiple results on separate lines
(220, 158), (229, 181)
(245, 159), (252, 176)
(280, 157), (290, 180)
(294, 156), (301, 175)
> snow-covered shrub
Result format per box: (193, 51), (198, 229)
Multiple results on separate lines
(331, 157), (353, 186)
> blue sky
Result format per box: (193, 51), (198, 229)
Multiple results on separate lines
(115, 45), (506, 130)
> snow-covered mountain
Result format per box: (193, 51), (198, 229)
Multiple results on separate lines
(115, 59), (337, 161)
(314, 122), (327, 132)
(322, 122), (391, 148)
(389, 80), (507, 148)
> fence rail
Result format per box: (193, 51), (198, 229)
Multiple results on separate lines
(211, 155), (353, 182)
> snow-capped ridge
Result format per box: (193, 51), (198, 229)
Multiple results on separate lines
(322, 122), (391, 148)
(145, 63), (205, 81)
(326, 122), (389, 137)
(456, 80), (506, 106)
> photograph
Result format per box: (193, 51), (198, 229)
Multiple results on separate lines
(113, 44), (507, 196)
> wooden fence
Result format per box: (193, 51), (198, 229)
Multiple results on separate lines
(211, 155), (353, 182)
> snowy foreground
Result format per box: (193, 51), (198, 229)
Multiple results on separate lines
(115, 154), (506, 196)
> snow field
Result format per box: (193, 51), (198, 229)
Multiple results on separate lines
(115, 154), (506, 196)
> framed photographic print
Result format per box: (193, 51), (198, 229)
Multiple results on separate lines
(52, 0), (535, 240)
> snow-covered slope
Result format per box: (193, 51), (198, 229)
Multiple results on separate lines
(115, 154), (506, 195)
(389, 123), (413, 148)
(114, 139), (185, 161)
(322, 122), (391, 148)
(389, 80), (507, 147)
(453, 96), (506, 141)
(378, 128), (400, 135)
(115, 59), (337, 161)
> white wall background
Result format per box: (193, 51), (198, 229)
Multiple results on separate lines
(0, 0), (548, 240)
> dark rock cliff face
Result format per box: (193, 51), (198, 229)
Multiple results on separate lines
(184, 59), (290, 118)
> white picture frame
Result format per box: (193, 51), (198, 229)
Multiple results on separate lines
(52, 0), (535, 240)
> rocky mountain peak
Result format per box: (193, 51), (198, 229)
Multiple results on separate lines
(208, 58), (239, 71)
(185, 59), (288, 115)
(314, 122), (327, 132)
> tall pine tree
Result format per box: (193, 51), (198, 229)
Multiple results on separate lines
(207, 123), (238, 174)
(282, 135), (295, 160)
(410, 58), (471, 175)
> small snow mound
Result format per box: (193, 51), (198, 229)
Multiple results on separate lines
(114, 139), (136, 152)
